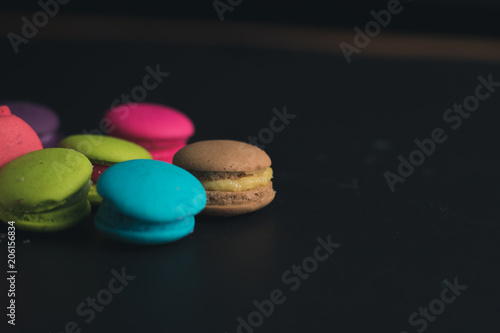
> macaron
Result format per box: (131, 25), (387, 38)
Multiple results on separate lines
(58, 134), (152, 204)
(95, 159), (206, 244)
(103, 103), (194, 163)
(0, 148), (92, 232)
(173, 140), (275, 216)
(4, 101), (62, 147)
(0, 106), (43, 169)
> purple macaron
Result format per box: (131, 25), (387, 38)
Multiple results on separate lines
(3, 101), (62, 147)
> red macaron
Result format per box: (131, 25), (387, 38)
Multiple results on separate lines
(0, 106), (43, 168)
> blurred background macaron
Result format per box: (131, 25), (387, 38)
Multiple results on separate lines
(0, 148), (92, 232)
(59, 134), (152, 204)
(95, 159), (206, 245)
(3, 101), (62, 147)
(173, 140), (275, 216)
(0, 106), (43, 169)
(103, 103), (194, 163)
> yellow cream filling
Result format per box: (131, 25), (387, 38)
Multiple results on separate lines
(202, 167), (273, 192)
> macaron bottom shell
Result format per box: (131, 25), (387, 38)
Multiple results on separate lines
(88, 185), (103, 205)
(203, 183), (276, 217)
(40, 132), (64, 148)
(0, 199), (91, 232)
(95, 201), (195, 245)
(149, 144), (186, 164)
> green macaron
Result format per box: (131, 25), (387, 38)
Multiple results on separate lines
(58, 135), (152, 204)
(0, 148), (92, 232)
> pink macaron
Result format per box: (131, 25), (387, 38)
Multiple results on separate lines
(103, 103), (194, 163)
(0, 106), (43, 168)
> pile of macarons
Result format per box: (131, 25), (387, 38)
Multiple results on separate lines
(0, 101), (275, 244)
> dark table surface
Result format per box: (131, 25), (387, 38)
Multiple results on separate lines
(1, 28), (500, 333)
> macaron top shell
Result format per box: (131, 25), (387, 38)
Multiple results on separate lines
(97, 159), (206, 223)
(4, 101), (60, 135)
(59, 135), (152, 164)
(0, 106), (43, 168)
(173, 140), (272, 172)
(105, 103), (194, 140)
(0, 148), (92, 211)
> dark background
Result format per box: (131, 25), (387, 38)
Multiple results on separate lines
(2, 0), (500, 37)
(1, 1), (500, 333)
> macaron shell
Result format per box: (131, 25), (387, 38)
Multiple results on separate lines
(39, 131), (64, 148)
(95, 209), (195, 245)
(59, 134), (152, 164)
(0, 111), (43, 168)
(97, 160), (206, 222)
(173, 140), (272, 172)
(88, 185), (102, 204)
(1, 199), (91, 232)
(105, 103), (194, 140)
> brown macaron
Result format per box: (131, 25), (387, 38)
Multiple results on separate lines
(173, 140), (275, 216)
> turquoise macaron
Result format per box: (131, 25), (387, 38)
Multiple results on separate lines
(95, 159), (207, 244)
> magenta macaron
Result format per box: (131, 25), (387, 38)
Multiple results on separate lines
(103, 103), (194, 163)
